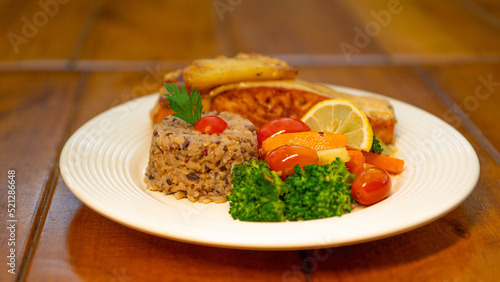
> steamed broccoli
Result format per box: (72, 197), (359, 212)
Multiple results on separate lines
(284, 159), (355, 221)
(228, 158), (356, 222)
(370, 136), (384, 154)
(228, 159), (287, 222)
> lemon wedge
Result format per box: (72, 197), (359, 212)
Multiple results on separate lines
(301, 99), (373, 151)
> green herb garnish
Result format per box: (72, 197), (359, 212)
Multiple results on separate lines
(163, 83), (203, 126)
(370, 136), (384, 154)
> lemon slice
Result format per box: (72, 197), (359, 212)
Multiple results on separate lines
(301, 99), (373, 151)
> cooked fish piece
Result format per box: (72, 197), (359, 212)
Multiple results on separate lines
(207, 82), (327, 129)
(206, 80), (397, 144)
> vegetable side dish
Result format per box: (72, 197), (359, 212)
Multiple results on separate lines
(228, 158), (354, 222)
(144, 53), (405, 221)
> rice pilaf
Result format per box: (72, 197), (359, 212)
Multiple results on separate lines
(144, 111), (258, 203)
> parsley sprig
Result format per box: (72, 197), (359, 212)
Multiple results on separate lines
(164, 83), (203, 126)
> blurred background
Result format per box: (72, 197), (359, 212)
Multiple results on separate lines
(3, 0), (500, 68)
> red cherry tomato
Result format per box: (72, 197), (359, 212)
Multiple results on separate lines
(351, 167), (392, 206)
(257, 117), (311, 148)
(265, 145), (318, 180)
(193, 116), (228, 134)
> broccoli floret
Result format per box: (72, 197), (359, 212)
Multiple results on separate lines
(370, 136), (384, 154)
(284, 158), (355, 221)
(228, 159), (287, 222)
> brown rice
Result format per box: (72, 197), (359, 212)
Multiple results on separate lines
(144, 111), (258, 203)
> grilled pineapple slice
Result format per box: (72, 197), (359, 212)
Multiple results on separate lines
(182, 53), (298, 92)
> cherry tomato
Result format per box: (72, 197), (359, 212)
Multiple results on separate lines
(193, 116), (228, 134)
(265, 145), (318, 180)
(257, 117), (311, 148)
(351, 167), (392, 206)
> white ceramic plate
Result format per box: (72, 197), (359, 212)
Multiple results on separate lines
(60, 85), (480, 250)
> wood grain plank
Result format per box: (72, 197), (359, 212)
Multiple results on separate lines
(0, 0), (93, 61)
(228, 0), (384, 61)
(25, 71), (306, 282)
(66, 70), (164, 125)
(0, 72), (81, 282)
(295, 66), (500, 281)
(297, 66), (447, 114)
(422, 63), (500, 158)
(77, 0), (222, 61)
(339, 0), (500, 56)
(466, 0), (500, 23)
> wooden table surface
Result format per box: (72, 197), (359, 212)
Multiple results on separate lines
(1, 0), (500, 281)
